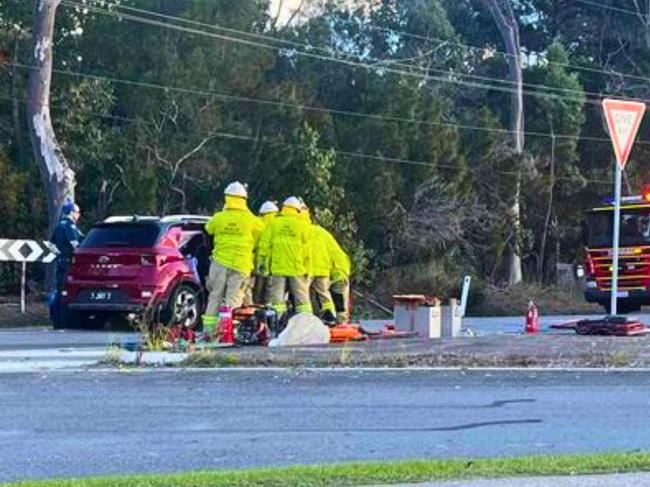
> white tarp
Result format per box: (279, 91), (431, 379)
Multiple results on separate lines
(268, 313), (330, 347)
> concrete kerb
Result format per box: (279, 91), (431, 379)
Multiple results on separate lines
(118, 350), (189, 366)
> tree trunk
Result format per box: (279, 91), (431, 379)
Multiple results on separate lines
(26, 0), (75, 242)
(479, 0), (524, 286)
(539, 131), (556, 283)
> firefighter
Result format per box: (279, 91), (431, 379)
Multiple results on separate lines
(52, 199), (83, 290)
(203, 182), (262, 330)
(259, 200), (280, 223)
(252, 200), (279, 304)
(259, 196), (312, 317)
(301, 203), (338, 325)
(329, 237), (351, 323)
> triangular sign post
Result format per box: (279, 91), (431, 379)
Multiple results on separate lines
(602, 98), (646, 316)
(603, 98), (646, 169)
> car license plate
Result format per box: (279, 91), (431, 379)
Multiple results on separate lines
(91, 291), (112, 301)
(616, 291), (629, 298)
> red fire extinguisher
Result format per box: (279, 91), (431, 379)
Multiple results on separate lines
(218, 305), (235, 345)
(525, 300), (539, 334)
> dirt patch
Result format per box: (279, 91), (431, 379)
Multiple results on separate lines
(359, 281), (600, 319)
(0, 297), (49, 328)
(473, 283), (601, 316)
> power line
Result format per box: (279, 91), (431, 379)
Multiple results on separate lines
(91, 0), (650, 92)
(0, 92), (438, 170)
(0, 92), (452, 170)
(71, 0), (650, 109)
(329, 5), (650, 87)
(8, 4), (641, 184)
(10, 60), (611, 143)
(576, 0), (650, 20)
(61, 0), (601, 105)
(0, 92), (613, 185)
(79, 0), (607, 103)
(62, 0), (559, 100)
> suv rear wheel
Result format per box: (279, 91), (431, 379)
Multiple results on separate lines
(160, 284), (201, 328)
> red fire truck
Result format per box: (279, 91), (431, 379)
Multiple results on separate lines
(583, 192), (650, 313)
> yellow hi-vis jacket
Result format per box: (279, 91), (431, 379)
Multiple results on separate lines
(310, 224), (338, 278)
(258, 208), (311, 277)
(329, 237), (351, 283)
(254, 212), (277, 275)
(205, 197), (262, 274)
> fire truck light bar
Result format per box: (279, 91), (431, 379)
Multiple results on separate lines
(602, 195), (644, 205)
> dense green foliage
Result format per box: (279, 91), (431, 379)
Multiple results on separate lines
(1, 0), (649, 296)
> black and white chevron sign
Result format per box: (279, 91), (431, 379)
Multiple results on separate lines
(0, 239), (59, 263)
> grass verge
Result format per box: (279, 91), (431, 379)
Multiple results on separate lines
(6, 452), (650, 487)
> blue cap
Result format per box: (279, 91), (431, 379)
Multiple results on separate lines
(61, 199), (75, 215)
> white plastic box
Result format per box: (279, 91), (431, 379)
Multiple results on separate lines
(441, 298), (462, 338)
(393, 295), (442, 339)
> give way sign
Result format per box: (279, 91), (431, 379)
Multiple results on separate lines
(602, 98), (646, 316)
(602, 98), (646, 169)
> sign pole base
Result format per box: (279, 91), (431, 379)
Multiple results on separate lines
(20, 261), (26, 315)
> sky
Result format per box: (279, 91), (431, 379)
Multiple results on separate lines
(268, 0), (315, 26)
(269, 0), (379, 25)
(268, 0), (372, 26)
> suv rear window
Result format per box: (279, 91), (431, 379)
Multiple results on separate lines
(80, 224), (161, 248)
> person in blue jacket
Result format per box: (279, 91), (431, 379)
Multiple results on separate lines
(51, 199), (83, 290)
(49, 199), (83, 327)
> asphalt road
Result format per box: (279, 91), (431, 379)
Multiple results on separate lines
(1, 311), (645, 351)
(0, 311), (645, 372)
(0, 327), (137, 351)
(1, 369), (650, 482)
(0, 328), (137, 371)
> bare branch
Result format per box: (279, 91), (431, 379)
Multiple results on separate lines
(399, 176), (496, 261)
(147, 144), (173, 171)
(173, 133), (216, 173)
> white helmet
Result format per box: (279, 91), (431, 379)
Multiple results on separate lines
(282, 196), (302, 210)
(259, 201), (279, 215)
(224, 181), (248, 198)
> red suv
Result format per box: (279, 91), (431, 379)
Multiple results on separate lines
(54, 215), (212, 329)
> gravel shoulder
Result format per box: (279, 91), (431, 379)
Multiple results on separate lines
(171, 333), (650, 369)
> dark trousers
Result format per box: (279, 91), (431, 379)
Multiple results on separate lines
(55, 258), (71, 290)
(50, 258), (70, 324)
